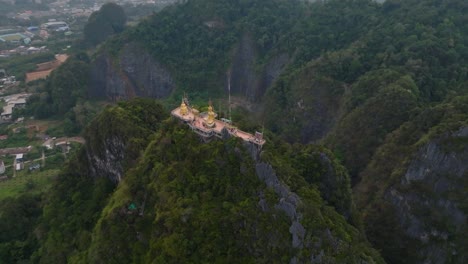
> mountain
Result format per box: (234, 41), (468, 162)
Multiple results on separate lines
(355, 96), (468, 263)
(10, 0), (468, 263)
(87, 0), (381, 102)
(2, 99), (383, 263)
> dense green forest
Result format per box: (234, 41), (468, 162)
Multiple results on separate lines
(0, 99), (383, 263)
(84, 3), (127, 46)
(1, 0), (467, 263)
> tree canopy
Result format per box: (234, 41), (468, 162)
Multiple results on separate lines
(84, 3), (127, 46)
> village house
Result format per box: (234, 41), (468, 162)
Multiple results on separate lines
(1, 105), (13, 121)
(15, 153), (24, 171)
(1, 95), (30, 121)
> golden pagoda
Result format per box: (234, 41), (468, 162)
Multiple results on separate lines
(180, 98), (188, 116)
(205, 100), (216, 127)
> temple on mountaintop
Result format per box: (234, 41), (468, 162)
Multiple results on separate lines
(171, 96), (266, 147)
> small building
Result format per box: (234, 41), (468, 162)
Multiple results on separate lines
(15, 153), (23, 162)
(15, 163), (23, 171)
(55, 26), (69, 32)
(0, 147), (31, 156)
(41, 21), (68, 31)
(27, 26), (39, 32)
(1, 105), (13, 120)
(9, 98), (26, 108)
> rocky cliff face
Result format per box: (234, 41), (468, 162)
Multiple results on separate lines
(358, 123), (468, 264)
(230, 34), (289, 102)
(385, 127), (467, 263)
(86, 137), (126, 183)
(245, 142), (371, 263)
(264, 64), (346, 143)
(88, 35), (287, 104)
(83, 99), (167, 184)
(89, 43), (174, 101)
(255, 162), (305, 252)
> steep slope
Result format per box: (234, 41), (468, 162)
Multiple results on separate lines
(28, 100), (382, 263)
(85, 98), (168, 183)
(89, 42), (175, 101)
(16, 1), (468, 263)
(74, 122), (381, 263)
(264, 0), (467, 143)
(30, 99), (167, 263)
(87, 0), (379, 103)
(355, 96), (468, 264)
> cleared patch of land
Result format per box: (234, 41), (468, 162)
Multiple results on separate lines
(0, 169), (59, 201)
(0, 33), (26, 42)
(25, 54), (69, 83)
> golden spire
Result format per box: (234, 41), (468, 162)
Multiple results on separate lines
(180, 97), (188, 116)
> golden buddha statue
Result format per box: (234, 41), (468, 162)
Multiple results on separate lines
(180, 99), (188, 116)
(205, 101), (216, 127)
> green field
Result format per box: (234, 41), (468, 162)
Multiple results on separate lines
(0, 33), (26, 42)
(0, 169), (59, 201)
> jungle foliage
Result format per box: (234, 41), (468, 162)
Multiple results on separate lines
(2, 0), (467, 263)
(0, 100), (383, 263)
(84, 3), (127, 46)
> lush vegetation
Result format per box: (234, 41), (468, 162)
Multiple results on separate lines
(1, 0), (467, 263)
(73, 122), (379, 263)
(0, 100), (383, 263)
(0, 53), (55, 81)
(100, 1), (467, 263)
(260, 0), (468, 178)
(0, 194), (43, 263)
(354, 95), (468, 263)
(20, 53), (98, 135)
(0, 169), (59, 201)
(84, 3), (127, 46)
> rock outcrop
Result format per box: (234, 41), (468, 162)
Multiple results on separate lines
(86, 136), (126, 183)
(385, 127), (468, 264)
(229, 34), (289, 102)
(358, 124), (468, 264)
(263, 64), (346, 143)
(83, 99), (167, 184)
(89, 43), (174, 101)
(255, 162), (305, 250)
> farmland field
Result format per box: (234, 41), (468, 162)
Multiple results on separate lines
(0, 33), (26, 42)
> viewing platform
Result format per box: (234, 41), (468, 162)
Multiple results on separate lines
(171, 98), (265, 147)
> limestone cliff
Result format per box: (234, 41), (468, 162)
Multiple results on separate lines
(264, 63), (346, 143)
(229, 34), (289, 102)
(84, 99), (167, 183)
(385, 127), (467, 264)
(356, 99), (468, 264)
(88, 35), (287, 104)
(89, 43), (175, 101)
(22, 98), (384, 263)
(77, 118), (383, 264)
